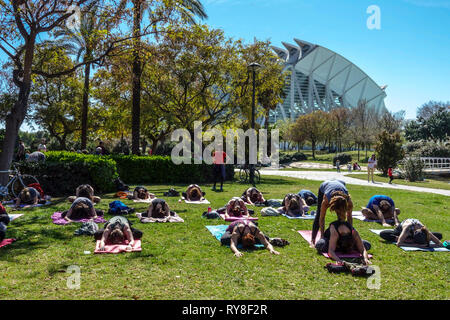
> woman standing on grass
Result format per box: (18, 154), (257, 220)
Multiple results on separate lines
(311, 180), (353, 247)
(367, 154), (377, 183)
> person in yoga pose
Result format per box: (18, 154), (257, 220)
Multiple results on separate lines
(183, 184), (205, 201)
(311, 180), (353, 247)
(279, 193), (308, 217)
(0, 203), (10, 242)
(15, 187), (43, 207)
(130, 186), (155, 200)
(96, 215), (143, 251)
(315, 196), (371, 265)
(379, 219), (444, 248)
(298, 189), (318, 206)
(141, 198), (174, 220)
(241, 187), (266, 205)
(222, 197), (250, 219)
(220, 219), (280, 257)
(62, 197), (99, 222)
(68, 184), (101, 204)
(361, 195), (400, 227)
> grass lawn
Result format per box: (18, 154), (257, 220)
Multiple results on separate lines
(0, 176), (448, 300)
(282, 150), (372, 164)
(347, 173), (450, 191)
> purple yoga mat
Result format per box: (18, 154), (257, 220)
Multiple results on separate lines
(297, 230), (373, 259)
(51, 212), (106, 225)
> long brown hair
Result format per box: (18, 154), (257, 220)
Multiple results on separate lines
(329, 191), (350, 220)
(109, 228), (125, 244)
(242, 233), (256, 249)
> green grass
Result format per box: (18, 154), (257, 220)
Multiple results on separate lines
(0, 176), (449, 300)
(347, 173), (450, 191)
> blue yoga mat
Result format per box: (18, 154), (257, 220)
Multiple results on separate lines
(370, 229), (449, 252)
(205, 225), (264, 248)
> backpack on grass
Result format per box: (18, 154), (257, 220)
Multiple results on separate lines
(108, 200), (135, 215)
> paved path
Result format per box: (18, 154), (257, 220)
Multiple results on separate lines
(260, 169), (450, 197)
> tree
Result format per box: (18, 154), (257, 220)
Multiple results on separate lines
(375, 130), (405, 175)
(0, 0), (118, 184)
(292, 110), (327, 159)
(349, 100), (379, 160)
(119, 0), (208, 154)
(328, 108), (351, 153)
(377, 110), (405, 135)
(405, 104), (450, 142)
(417, 101), (450, 120)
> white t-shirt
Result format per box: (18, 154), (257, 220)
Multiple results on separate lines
(368, 158), (377, 169)
(38, 144), (47, 152)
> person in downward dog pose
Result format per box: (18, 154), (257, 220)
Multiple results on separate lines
(68, 184), (101, 204)
(361, 195), (400, 227)
(62, 197), (101, 222)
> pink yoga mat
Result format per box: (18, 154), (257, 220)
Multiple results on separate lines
(0, 238), (16, 248)
(51, 212), (106, 225)
(219, 214), (258, 222)
(94, 239), (142, 254)
(297, 230), (372, 259)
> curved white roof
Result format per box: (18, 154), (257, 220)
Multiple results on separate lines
(270, 38), (387, 121)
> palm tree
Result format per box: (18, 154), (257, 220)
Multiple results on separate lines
(54, 5), (108, 149)
(124, 0), (208, 154)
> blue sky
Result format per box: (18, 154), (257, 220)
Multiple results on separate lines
(202, 0), (450, 119)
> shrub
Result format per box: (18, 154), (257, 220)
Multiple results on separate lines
(109, 155), (234, 184)
(279, 152), (307, 164)
(401, 157), (424, 182)
(409, 140), (450, 158)
(333, 153), (352, 166)
(17, 151), (118, 196)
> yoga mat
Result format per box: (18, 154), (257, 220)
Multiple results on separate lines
(0, 238), (16, 248)
(219, 214), (258, 222)
(8, 214), (24, 222)
(94, 239), (142, 254)
(51, 212), (106, 225)
(282, 213), (315, 220)
(6, 201), (51, 208)
(205, 225), (264, 248)
(133, 198), (155, 203)
(353, 211), (394, 224)
(182, 198), (210, 204)
(136, 212), (184, 223)
(370, 229), (450, 252)
(297, 230), (373, 259)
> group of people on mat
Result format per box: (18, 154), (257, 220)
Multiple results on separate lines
(4, 179), (446, 260)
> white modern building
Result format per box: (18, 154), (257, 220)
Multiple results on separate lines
(267, 38), (387, 124)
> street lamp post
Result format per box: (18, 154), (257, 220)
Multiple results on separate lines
(247, 62), (261, 187)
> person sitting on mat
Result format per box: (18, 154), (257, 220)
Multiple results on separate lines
(311, 180), (353, 248)
(95, 215), (143, 252)
(0, 202), (10, 242)
(361, 195), (400, 227)
(315, 195), (371, 265)
(222, 197), (250, 219)
(129, 186), (155, 200)
(379, 219), (444, 248)
(62, 197), (101, 222)
(298, 189), (318, 206)
(68, 184), (101, 204)
(220, 219), (281, 257)
(15, 187), (45, 207)
(141, 198), (175, 220)
(279, 193), (308, 217)
(183, 184), (205, 202)
(241, 187), (266, 205)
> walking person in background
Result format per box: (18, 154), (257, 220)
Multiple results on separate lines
(336, 160), (341, 173)
(15, 139), (26, 161)
(367, 154), (377, 183)
(388, 167), (394, 184)
(212, 148), (227, 192)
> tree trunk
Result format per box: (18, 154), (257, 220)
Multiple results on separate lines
(312, 140), (316, 159)
(151, 139), (158, 155)
(81, 61), (91, 149)
(131, 0), (142, 155)
(357, 143), (360, 161)
(0, 35), (36, 184)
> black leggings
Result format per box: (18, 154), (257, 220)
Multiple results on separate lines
(312, 189), (324, 241)
(379, 229), (442, 242)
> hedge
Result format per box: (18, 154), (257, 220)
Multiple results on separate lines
(333, 153), (352, 166)
(110, 155), (235, 184)
(17, 152), (234, 196)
